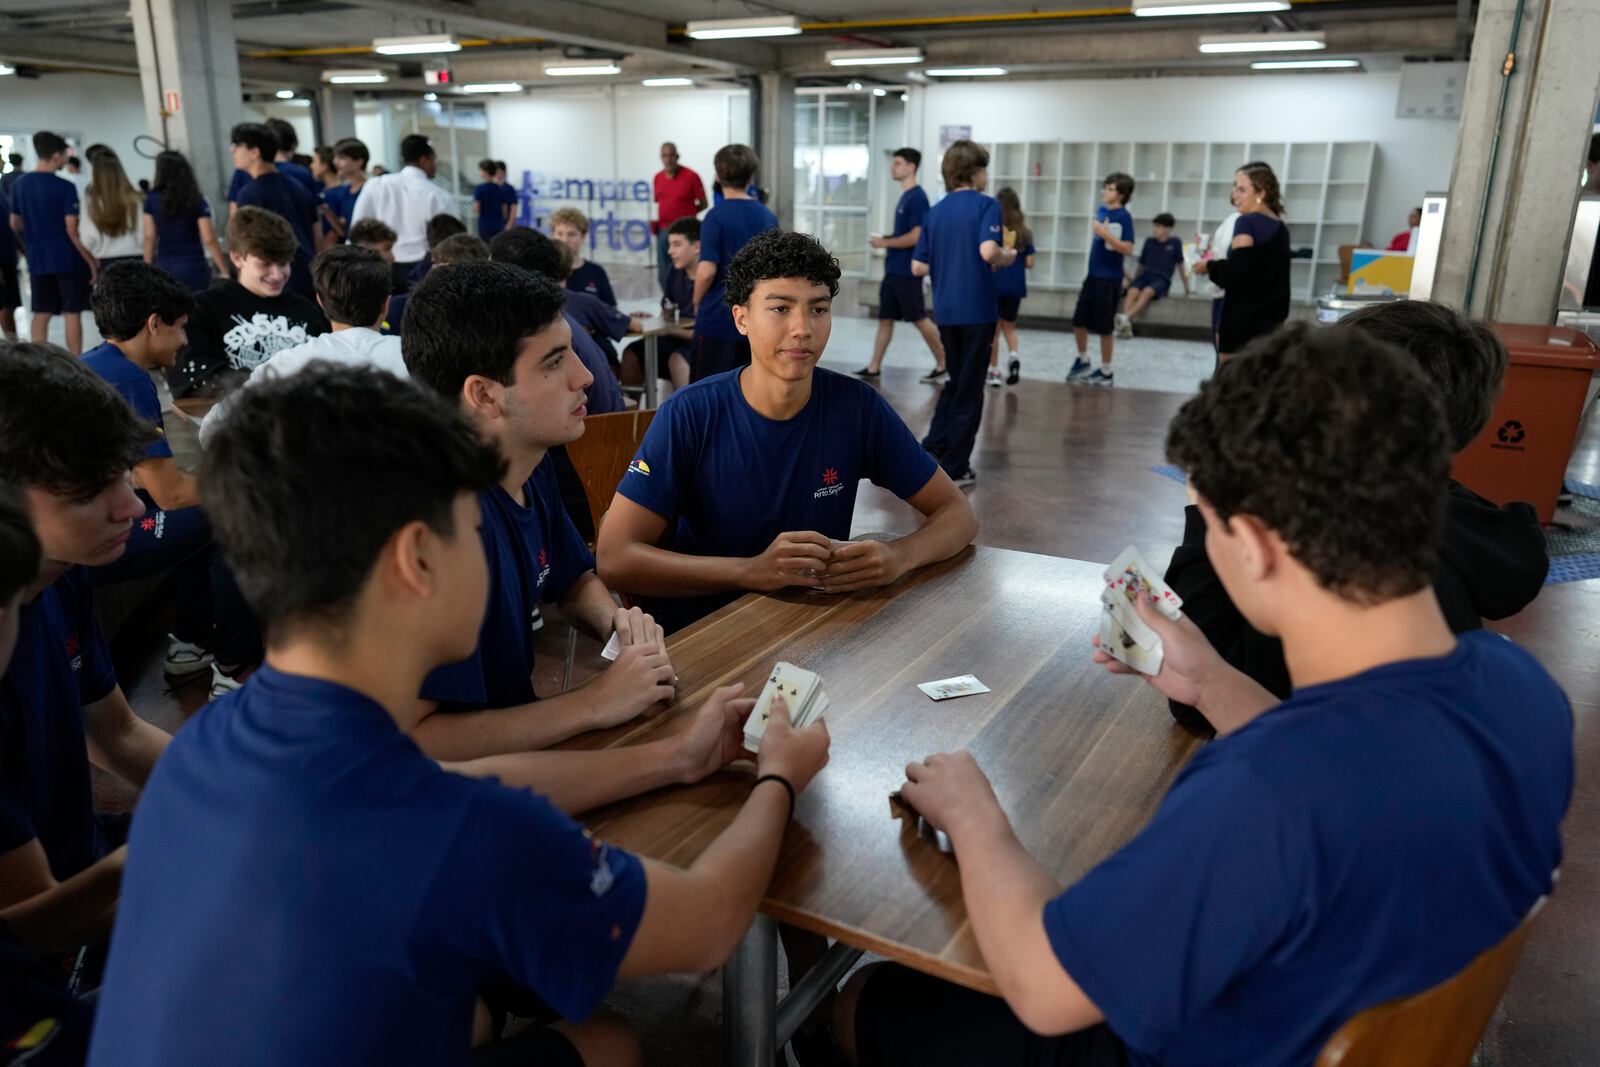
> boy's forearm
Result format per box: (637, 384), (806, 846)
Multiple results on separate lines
(600, 542), (751, 598)
(446, 740), (690, 815)
(1, 847), (126, 953)
(411, 694), (604, 761)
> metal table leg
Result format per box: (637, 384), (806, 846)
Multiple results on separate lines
(723, 914), (778, 1067)
(643, 333), (660, 409)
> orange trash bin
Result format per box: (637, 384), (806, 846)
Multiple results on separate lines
(1451, 324), (1600, 524)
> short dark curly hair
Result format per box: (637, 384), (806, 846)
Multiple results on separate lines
(91, 260), (196, 341)
(0, 343), (158, 501)
(1336, 299), (1508, 453)
(723, 229), (840, 308)
(1167, 323), (1452, 604)
(488, 226), (562, 280)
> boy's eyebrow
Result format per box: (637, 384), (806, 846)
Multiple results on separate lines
(541, 344), (570, 363)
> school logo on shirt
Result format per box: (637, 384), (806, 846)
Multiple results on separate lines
(814, 467), (845, 499)
(627, 457), (651, 477)
(138, 511), (167, 539)
(65, 633), (82, 673)
(536, 548), (551, 592)
(584, 831), (617, 898)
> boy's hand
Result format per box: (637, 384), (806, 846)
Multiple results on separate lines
(612, 605), (668, 659)
(589, 644), (676, 727)
(755, 694), (831, 795)
(673, 683), (756, 785)
(818, 539), (906, 593)
(744, 531), (831, 592)
(901, 751), (1003, 839)
(1091, 591), (1223, 710)
(1091, 221), (1109, 240)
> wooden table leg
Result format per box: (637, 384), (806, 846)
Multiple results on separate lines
(644, 334), (660, 409)
(723, 914), (778, 1067)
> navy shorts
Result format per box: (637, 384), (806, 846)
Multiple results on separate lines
(0, 257), (20, 311)
(1130, 271), (1172, 298)
(1072, 276), (1120, 336)
(997, 296), (1022, 323)
(879, 274), (928, 322)
(30, 268), (92, 314)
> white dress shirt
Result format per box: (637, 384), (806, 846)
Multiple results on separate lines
(348, 165), (457, 262)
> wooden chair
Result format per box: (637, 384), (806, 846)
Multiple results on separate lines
(1314, 897), (1545, 1067)
(555, 409), (656, 689)
(1337, 243), (1359, 287)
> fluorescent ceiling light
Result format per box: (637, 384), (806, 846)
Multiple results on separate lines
(323, 69), (388, 84)
(924, 66), (1008, 77)
(275, 88), (296, 99)
(1133, 0), (1289, 14)
(873, 88), (886, 96)
(543, 62), (621, 76)
(1199, 32), (1326, 53)
(372, 33), (460, 55)
(642, 77), (694, 86)
(685, 15), (802, 40)
(1251, 58), (1361, 69)
(459, 81), (522, 92)
(0, 63), (18, 76)
(826, 47), (923, 66)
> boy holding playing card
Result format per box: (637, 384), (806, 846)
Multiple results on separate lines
(597, 229), (979, 634)
(88, 364), (833, 1065)
(832, 324), (1570, 1067)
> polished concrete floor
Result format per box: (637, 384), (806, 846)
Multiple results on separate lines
(99, 328), (1600, 1065)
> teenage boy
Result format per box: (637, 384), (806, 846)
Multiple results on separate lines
(230, 122), (318, 298)
(911, 139), (1016, 488)
(859, 148), (946, 382)
(0, 346), (172, 903)
(473, 158), (513, 240)
(692, 144), (779, 382)
(621, 215), (697, 392)
(488, 226), (625, 415)
(0, 182), (18, 343)
(551, 207), (618, 306)
(87, 362), (832, 1066)
(653, 142), (707, 290)
(598, 229), (979, 635)
(8, 131), (99, 353)
(834, 324), (1571, 1067)
(322, 137), (369, 242)
(405, 212), (467, 291)
(1163, 300), (1550, 729)
(383, 233), (489, 338)
(349, 134), (456, 293)
(350, 217), (397, 262)
(263, 118), (319, 198)
(559, 243), (643, 368)
(200, 245), (407, 446)
(496, 161), (519, 227)
(1068, 173), (1135, 387)
(174, 207), (329, 397)
(1116, 211), (1189, 338)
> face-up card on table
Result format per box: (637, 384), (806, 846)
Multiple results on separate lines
(916, 675), (991, 701)
(1103, 545), (1184, 621)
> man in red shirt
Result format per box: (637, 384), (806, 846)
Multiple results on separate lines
(653, 142), (707, 289)
(1387, 206), (1421, 252)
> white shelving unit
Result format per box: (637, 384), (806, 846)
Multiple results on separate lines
(981, 140), (1376, 304)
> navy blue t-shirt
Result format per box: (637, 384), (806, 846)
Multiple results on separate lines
(322, 182), (357, 237)
(912, 189), (1003, 326)
(616, 367), (938, 632)
(422, 460), (596, 710)
(663, 265), (695, 315)
(276, 160), (319, 199)
(81, 343), (173, 460)
(994, 240), (1035, 300)
(567, 261), (617, 307)
(2, 912), (93, 1067)
(566, 312), (625, 415)
(473, 181), (508, 239)
(696, 199), (779, 340)
(226, 168), (249, 204)
(88, 666), (645, 1067)
(0, 568), (118, 880)
(1089, 204), (1135, 280)
(567, 289), (631, 343)
(1044, 631), (1570, 1067)
(1138, 235), (1183, 280)
(143, 190), (209, 264)
(235, 170), (316, 272)
(0, 187), (14, 263)
(1234, 212), (1284, 247)
(10, 172), (82, 274)
(885, 186), (930, 277)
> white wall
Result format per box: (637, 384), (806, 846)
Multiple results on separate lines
(0, 72), (155, 183)
(917, 70), (1460, 244)
(486, 85), (749, 264)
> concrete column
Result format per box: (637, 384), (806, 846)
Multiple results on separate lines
(318, 88), (358, 144)
(757, 71), (797, 231)
(130, 0), (243, 216)
(1433, 0), (1600, 322)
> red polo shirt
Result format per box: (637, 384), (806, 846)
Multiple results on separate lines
(653, 165), (706, 233)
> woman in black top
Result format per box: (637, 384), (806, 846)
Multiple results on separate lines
(1195, 163), (1290, 357)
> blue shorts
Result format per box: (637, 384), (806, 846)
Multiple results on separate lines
(30, 268), (92, 314)
(879, 274), (928, 322)
(997, 296), (1022, 323)
(1131, 272), (1172, 298)
(1072, 276), (1120, 336)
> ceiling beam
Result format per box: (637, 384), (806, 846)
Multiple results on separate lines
(1, 32), (323, 87)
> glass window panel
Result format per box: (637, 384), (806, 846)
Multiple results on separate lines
(820, 144), (869, 206)
(820, 211), (867, 274)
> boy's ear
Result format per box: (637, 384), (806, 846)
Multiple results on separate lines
(730, 304), (749, 337)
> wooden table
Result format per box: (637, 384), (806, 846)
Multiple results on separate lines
(564, 545), (1202, 1060)
(620, 300), (693, 409)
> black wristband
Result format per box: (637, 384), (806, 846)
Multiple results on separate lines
(753, 774), (796, 819)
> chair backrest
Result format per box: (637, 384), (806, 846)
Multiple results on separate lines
(1313, 897), (1545, 1067)
(563, 408), (656, 543)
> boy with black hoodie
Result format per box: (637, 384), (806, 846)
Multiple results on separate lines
(1163, 299), (1548, 729)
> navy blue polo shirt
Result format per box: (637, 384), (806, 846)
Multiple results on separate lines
(1044, 631), (1570, 1067)
(567, 289), (631, 343)
(81, 343), (172, 460)
(88, 666), (645, 1067)
(616, 367), (938, 632)
(226, 168), (249, 204)
(0, 567), (118, 880)
(1138, 235), (1183, 280)
(994, 241), (1035, 300)
(322, 182), (356, 235)
(473, 181), (507, 239)
(695, 199), (779, 341)
(276, 160), (319, 198)
(422, 459), (596, 710)
(885, 186), (929, 277)
(567, 261), (617, 307)
(235, 170), (316, 272)
(1089, 205), (1134, 280)
(912, 189), (1003, 326)
(10, 172), (82, 275)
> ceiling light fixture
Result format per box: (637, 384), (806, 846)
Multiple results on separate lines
(275, 88), (296, 99)
(873, 87), (886, 96)
(0, 63), (14, 77)
(685, 15), (802, 40)
(372, 33), (460, 55)
(542, 61), (621, 76)
(323, 69), (389, 84)
(1251, 57), (1361, 69)
(459, 81), (523, 92)
(1198, 32), (1326, 54)
(642, 77), (695, 87)
(923, 66), (1008, 77)
(1132, 0), (1289, 15)
(826, 47), (924, 67)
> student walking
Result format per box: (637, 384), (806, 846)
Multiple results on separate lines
(8, 130), (100, 353)
(143, 151), (230, 293)
(859, 148), (946, 382)
(987, 186), (1034, 387)
(79, 152), (145, 271)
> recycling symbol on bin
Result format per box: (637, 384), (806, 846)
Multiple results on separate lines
(1496, 420), (1526, 445)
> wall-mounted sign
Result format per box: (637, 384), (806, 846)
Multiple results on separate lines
(939, 124), (971, 149)
(515, 170), (655, 254)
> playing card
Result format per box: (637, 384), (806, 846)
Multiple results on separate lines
(1103, 545), (1184, 621)
(1104, 220), (1123, 241)
(743, 662), (820, 752)
(889, 791), (953, 854)
(1099, 609), (1163, 675)
(600, 631), (621, 661)
(1100, 587), (1159, 651)
(916, 675), (991, 701)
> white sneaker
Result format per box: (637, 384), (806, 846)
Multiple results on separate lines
(164, 635), (214, 677)
(986, 368), (1003, 387)
(209, 664), (244, 701)
(1115, 314), (1134, 339)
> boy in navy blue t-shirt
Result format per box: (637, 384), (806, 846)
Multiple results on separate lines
(692, 144), (779, 382)
(598, 229), (979, 635)
(858, 148), (945, 380)
(837, 325), (1571, 1067)
(88, 363), (831, 1066)
(911, 140), (1016, 486)
(1068, 173), (1136, 388)
(8, 131), (100, 354)
(472, 158), (513, 240)
(552, 207), (618, 307)
(1117, 211), (1189, 338)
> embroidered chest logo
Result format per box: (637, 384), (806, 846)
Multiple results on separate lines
(536, 548), (551, 591)
(814, 467), (845, 499)
(138, 512), (167, 538)
(66, 632), (82, 673)
(585, 832), (617, 898)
